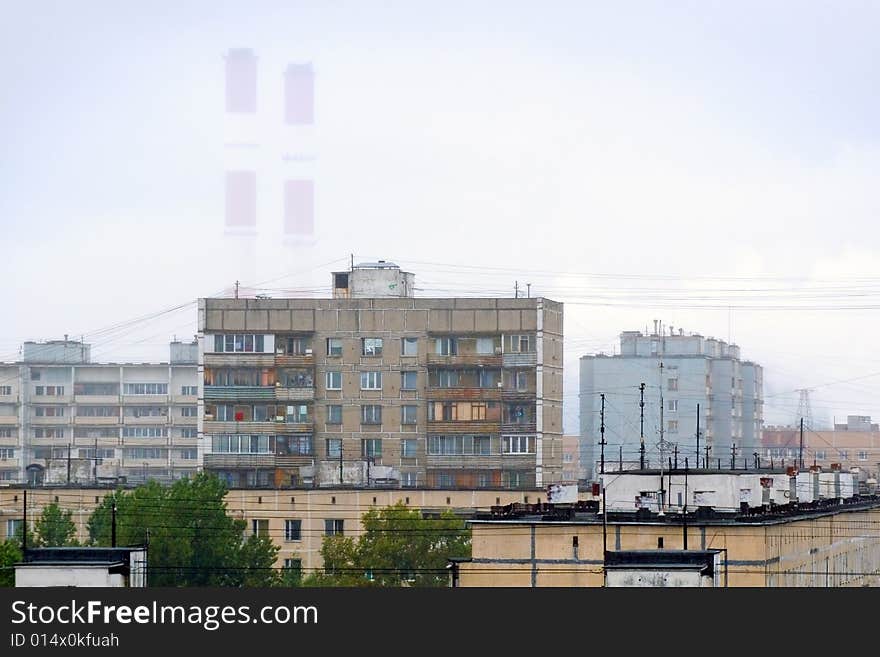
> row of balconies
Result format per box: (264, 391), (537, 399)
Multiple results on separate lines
(203, 352), (538, 368)
(27, 416), (198, 426)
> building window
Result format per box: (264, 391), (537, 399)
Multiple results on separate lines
(667, 420), (678, 433)
(839, 450), (849, 460)
(0, 429), (12, 438)
(437, 370), (459, 388)
(476, 472), (491, 488)
(285, 404), (309, 423)
(401, 472), (418, 488)
(401, 405), (418, 425)
(858, 451), (868, 461)
(213, 334), (267, 353)
(428, 435), (491, 455)
(362, 438), (382, 458)
(435, 337), (457, 356)
(180, 406), (198, 417)
(667, 400), (678, 412)
(6, 519), (23, 540)
(283, 558), (302, 582)
(325, 371), (342, 390)
(667, 379), (678, 391)
(124, 406), (166, 418)
(476, 337), (496, 354)
(401, 337), (418, 356)
(503, 471), (524, 488)
(123, 427), (167, 438)
(400, 371), (417, 390)
(401, 438), (417, 458)
(563, 453), (574, 463)
(284, 519), (302, 542)
(360, 371), (382, 390)
(251, 519), (269, 537)
(327, 405), (342, 424)
(178, 448), (197, 459)
(0, 386), (11, 395)
(35, 406), (64, 417)
(123, 383), (168, 395)
(362, 338), (383, 356)
(0, 448), (14, 459)
(180, 428), (197, 438)
(437, 473), (455, 488)
(34, 385), (64, 396)
(325, 519), (344, 536)
(361, 405), (382, 425)
(514, 371), (528, 391)
(502, 435), (534, 454)
(125, 448), (167, 459)
(282, 337), (310, 355)
(181, 385), (198, 396)
(815, 450), (826, 460)
(505, 334), (534, 353)
(326, 338), (343, 357)
(34, 428), (64, 438)
(326, 438), (342, 458)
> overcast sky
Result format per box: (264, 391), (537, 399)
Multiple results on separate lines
(2, 1), (879, 434)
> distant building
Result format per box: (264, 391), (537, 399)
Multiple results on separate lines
(762, 416), (880, 480)
(197, 261), (564, 489)
(561, 435), (580, 482)
(15, 546), (147, 587)
(0, 340), (198, 485)
(580, 322), (763, 481)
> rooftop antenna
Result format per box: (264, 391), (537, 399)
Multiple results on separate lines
(514, 281), (519, 298)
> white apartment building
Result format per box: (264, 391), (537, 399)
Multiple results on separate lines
(0, 339), (198, 485)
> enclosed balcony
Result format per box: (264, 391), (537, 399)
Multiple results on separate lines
(426, 336), (502, 367)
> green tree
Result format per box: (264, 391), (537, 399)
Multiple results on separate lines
(304, 502), (471, 587)
(0, 540), (22, 587)
(87, 473), (280, 586)
(34, 502), (79, 547)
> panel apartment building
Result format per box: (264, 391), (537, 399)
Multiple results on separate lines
(0, 340), (199, 485)
(197, 262), (564, 489)
(580, 322), (763, 481)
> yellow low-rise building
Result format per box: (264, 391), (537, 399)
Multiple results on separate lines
(455, 500), (880, 587)
(0, 486), (550, 576)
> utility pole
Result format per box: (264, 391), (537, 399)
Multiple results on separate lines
(673, 444), (678, 470)
(22, 489), (27, 553)
(618, 445), (623, 471)
(695, 403), (701, 470)
(66, 443), (71, 484)
(753, 452), (760, 469)
(730, 443), (737, 470)
(639, 383), (646, 469)
(94, 437), (98, 485)
(683, 458), (689, 550)
(705, 445), (711, 469)
(339, 441), (344, 485)
(799, 417), (805, 469)
(111, 499), (117, 548)
(599, 394), (606, 475)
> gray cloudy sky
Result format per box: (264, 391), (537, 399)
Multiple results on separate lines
(2, 1), (880, 434)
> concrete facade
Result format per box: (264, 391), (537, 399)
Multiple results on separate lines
(762, 423), (880, 481)
(197, 266), (563, 489)
(580, 325), (763, 481)
(0, 486), (548, 576)
(457, 502), (880, 587)
(0, 340), (198, 485)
